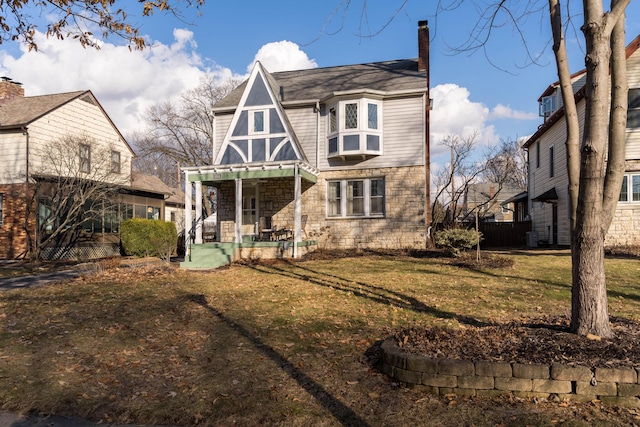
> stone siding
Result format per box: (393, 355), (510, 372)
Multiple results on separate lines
(606, 206), (640, 247)
(215, 165), (427, 250)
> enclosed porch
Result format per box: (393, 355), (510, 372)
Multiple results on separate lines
(180, 161), (319, 269)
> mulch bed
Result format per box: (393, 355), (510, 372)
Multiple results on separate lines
(394, 315), (640, 369)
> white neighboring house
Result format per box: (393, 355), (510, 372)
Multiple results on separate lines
(523, 35), (640, 247)
(0, 78), (175, 259)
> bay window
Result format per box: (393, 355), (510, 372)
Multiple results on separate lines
(327, 98), (383, 159)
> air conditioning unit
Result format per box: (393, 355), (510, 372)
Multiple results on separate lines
(526, 231), (539, 248)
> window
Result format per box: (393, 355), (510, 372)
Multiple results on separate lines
(249, 110), (267, 134)
(79, 144), (91, 173)
(539, 95), (557, 118)
(147, 206), (161, 220)
(345, 103), (358, 129)
(549, 146), (554, 178)
(0, 194), (3, 226)
(367, 103), (378, 129)
(329, 107), (337, 133)
(619, 174), (640, 202)
(628, 88), (640, 129)
(111, 151), (121, 173)
(536, 142), (540, 169)
(327, 178), (385, 218)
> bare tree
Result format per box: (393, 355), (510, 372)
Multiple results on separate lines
(482, 137), (528, 190)
(0, 0), (203, 51)
(27, 135), (130, 261)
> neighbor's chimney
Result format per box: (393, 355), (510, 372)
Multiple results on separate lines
(418, 20), (429, 71)
(0, 77), (24, 103)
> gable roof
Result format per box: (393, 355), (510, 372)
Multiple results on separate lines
(0, 89), (135, 156)
(214, 59), (427, 111)
(524, 34), (640, 149)
(130, 171), (174, 196)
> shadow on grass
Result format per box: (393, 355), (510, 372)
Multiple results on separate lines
(248, 261), (490, 327)
(186, 293), (369, 427)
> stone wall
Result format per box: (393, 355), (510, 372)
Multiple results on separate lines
(606, 206), (640, 247)
(215, 165), (427, 250)
(0, 183), (33, 259)
(382, 339), (640, 407)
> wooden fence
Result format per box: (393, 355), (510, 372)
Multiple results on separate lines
(476, 221), (532, 248)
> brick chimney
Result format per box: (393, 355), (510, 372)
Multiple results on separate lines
(0, 77), (24, 103)
(418, 20), (429, 71)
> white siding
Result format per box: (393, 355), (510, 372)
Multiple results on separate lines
(626, 48), (640, 160)
(0, 130), (28, 184)
(214, 113), (233, 162)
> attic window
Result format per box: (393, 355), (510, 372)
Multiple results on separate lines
(80, 94), (96, 105)
(628, 88), (640, 129)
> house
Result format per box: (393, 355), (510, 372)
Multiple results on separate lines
(181, 21), (431, 268)
(523, 35), (640, 247)
(0, 79), (174, 260)
(461, 183), (526, 222)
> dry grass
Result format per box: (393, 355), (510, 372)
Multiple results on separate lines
(0, 250), (639, 426)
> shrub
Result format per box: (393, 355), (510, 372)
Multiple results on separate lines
(121, 219), (178, 262)
(434, 227), (481, 257)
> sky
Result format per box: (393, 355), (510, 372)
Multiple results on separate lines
(1, 0), (639, 167)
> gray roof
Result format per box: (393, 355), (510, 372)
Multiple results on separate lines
(214, 59), (427, 110)
(130, 171), (174, 196)
(0, 91), (86, 128)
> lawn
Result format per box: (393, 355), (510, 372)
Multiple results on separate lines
(1, 250), (639, 426)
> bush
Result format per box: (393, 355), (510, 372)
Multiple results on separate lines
(121, 219), (178, 262)
(434, 227), (481, 257)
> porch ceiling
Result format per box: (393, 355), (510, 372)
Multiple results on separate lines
(184, 161), (319, 185)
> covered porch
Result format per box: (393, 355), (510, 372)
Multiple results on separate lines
(181, 161), (319, 269)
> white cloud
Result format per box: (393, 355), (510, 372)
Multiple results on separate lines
(429, 83), (498, 161)
(489, 103), (538, 120)
(248, 40), (317, 73)
(0, 29), (238, 137)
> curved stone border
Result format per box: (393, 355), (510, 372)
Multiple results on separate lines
(381, 339), (640, 407)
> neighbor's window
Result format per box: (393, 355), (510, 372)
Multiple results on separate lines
(327, 178), (385, 218)
(111, 150), (121, 174)
(79, 143), (91, 173)
(628, 88), (640, 129)
(619, 174), (640, 203)
(549, 146), (554, 178)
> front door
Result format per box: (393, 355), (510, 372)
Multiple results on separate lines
(242, 185), (257, 236)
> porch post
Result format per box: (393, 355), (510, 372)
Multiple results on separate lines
(235, 178), (243, 244)
(293, 164), (302, 258)
(184, 179), (193, 255)
(194, 180), (203, 244)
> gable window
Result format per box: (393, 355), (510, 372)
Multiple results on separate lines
(0, 193), (3, 226)
(326, 98), (383, 159)
(111, 151), (121, 174)
(549, 146), (554, 178)
(539, 95), (557, 119)
(248, 109), (267, 135)
(327, 177), (385, 218)
(619, 174), (640, 203)
(628, 88), (640, 129)
(79, 144), (91, 173)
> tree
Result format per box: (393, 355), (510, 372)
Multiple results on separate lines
(482, 137), (528, 190)
(0, 0), (203, 51)
(27, 135), (130, 261)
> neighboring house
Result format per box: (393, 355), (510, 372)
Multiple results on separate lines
(0, 79), (173, 260)
(181, 21), (431, 267)
(523, 34), (640, 247)
(462, 183), (526, 222)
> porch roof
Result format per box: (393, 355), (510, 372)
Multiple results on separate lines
(183, 160), (319, 184)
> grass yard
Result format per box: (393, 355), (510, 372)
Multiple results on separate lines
(1, 250), (640, 426)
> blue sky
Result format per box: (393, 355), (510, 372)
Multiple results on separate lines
(1, 0), (639, 165)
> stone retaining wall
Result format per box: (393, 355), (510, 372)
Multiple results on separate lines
(381, 339), (640, 407)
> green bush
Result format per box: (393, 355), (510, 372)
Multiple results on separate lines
(121, 218), (178, 262)
(434, 227), (481, 257)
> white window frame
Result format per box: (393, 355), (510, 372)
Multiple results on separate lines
(326, 98), (383, 158)
(326, 177), (385, 218)
(619, 174), (640, 203)
(248, 109), (268, 135)
(628, 88), (640, 129)
(539, 94), (557, 118)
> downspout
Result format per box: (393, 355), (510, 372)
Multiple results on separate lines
(211, 112), (216, 165)
(315, 101), (320, 169)
(22, 126), (33, 257)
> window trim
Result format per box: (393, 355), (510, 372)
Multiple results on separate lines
(248, 109), (268, 135)
(619, 173), (640, 203)
(326, 177), (385, 219)
(110, 150), (121, 174)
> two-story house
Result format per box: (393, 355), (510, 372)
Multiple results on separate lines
(523, 34), (640, 247)
(0, 79), (173, 260)
(181, 22), (431, 268)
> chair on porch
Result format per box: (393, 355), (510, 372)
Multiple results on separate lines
(259, 216), (274, 241)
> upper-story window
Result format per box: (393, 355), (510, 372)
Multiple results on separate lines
(79, 144), (91, 173)
(539, 94), (557, 119)
(110, 150), (121, 174)
(549, 146), (554, 178)
(628, 88), (640, 129)
(327, 98), (383, 160)
(250, 109), (267, 134)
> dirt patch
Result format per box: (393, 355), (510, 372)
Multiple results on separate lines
(394, 315), (640, 368)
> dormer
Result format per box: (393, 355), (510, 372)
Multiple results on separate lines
(539, 92), (558, 119)
(326, 93), (383, 161)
